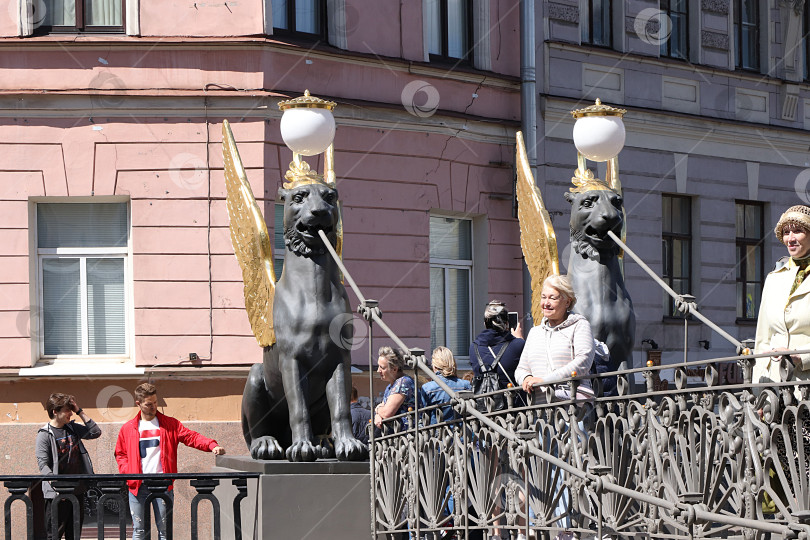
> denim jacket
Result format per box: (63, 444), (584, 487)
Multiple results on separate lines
(419, 374), (472, 424)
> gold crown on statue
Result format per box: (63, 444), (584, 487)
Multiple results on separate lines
(569, 167), (616, 193)
(283, 160), (329, 190)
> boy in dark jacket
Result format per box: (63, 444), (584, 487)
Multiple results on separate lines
(36, 393), (101, 540)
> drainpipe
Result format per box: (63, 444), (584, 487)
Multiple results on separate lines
(520, 0), (537, 327)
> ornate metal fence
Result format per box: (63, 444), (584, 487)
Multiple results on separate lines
(372, 354), (810, 539)
(1, 472), (258, 540)
(316, 229), (810, 540)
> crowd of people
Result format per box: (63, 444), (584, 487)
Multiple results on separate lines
(370, 205), (810, 432)
(38, 205), (810, 539)
(365, 203), (810, 538)
(371, 274), (597, 433)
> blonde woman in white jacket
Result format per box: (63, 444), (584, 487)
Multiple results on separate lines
(516, 275), (595, 402)
(515, 274), (593, 540)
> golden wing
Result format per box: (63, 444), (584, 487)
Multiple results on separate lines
(516, 131), (560, 324)
(222, 120), (276, 347)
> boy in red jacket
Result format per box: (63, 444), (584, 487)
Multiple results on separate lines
(114, 383), (225, 540)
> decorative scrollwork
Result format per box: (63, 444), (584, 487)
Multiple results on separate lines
(371, 357), (807, 539)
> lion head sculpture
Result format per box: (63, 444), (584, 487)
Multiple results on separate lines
(563, 187), (624, 262)
(279, 183), (340, 257)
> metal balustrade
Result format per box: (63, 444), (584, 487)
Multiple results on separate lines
(372, 354), (810, 539)
(315, 229), (810, 539)
(0, 472), (257, 540)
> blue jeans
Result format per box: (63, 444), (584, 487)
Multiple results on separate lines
(128, 487), (173, 540)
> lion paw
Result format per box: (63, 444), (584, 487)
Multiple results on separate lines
(249, 436), (283, 460)
(286, 440), (319, 462)
(335, 436), (368, 461)
(318, 443), (335, 459)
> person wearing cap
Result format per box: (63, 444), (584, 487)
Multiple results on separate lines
(755, 205), (810, 513)
(754, 204), (810, 392)
(469, 300), (525, 392)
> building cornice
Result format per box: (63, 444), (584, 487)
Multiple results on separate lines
(547, 41), (807, 89)
(0, 36), (521, 91)
(544, 97), (810, 166)
(0, 92), (518, 145)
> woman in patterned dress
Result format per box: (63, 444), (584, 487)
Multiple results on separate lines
(374, 346), (415, 429)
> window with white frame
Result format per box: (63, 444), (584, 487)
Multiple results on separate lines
(661, 194), (692, 317)
(735, 201), (764, 320)
(272, 0), (326, 38)
(35, 202), (129, 357)
(426, 0), (473, 62)
(430, 216), (472, 359)
(34, 0), (125, 34)
(805, 4), (810, 81)
(660, 0), (688, 59)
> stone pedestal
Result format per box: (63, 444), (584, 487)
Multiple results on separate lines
(213, 455), (371, 540)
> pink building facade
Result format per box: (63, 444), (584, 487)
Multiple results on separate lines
(0, 0), (522, 469)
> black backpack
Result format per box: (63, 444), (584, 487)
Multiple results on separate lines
(472, 344), (508, 412)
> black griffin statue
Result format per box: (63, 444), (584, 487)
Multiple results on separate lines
(222, 120), (367, 462)
(564, 176), (635, 373)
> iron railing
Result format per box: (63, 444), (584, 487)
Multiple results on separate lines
(373, 353), (810, 539)
(317, 229), (810, 539)
(1, 472), (258, 540)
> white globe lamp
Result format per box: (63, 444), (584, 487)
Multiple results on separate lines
(278, 90), (336, 156)
(571, 99), (627, 163)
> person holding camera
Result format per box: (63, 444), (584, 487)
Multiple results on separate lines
(469, 300), (525, 393)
